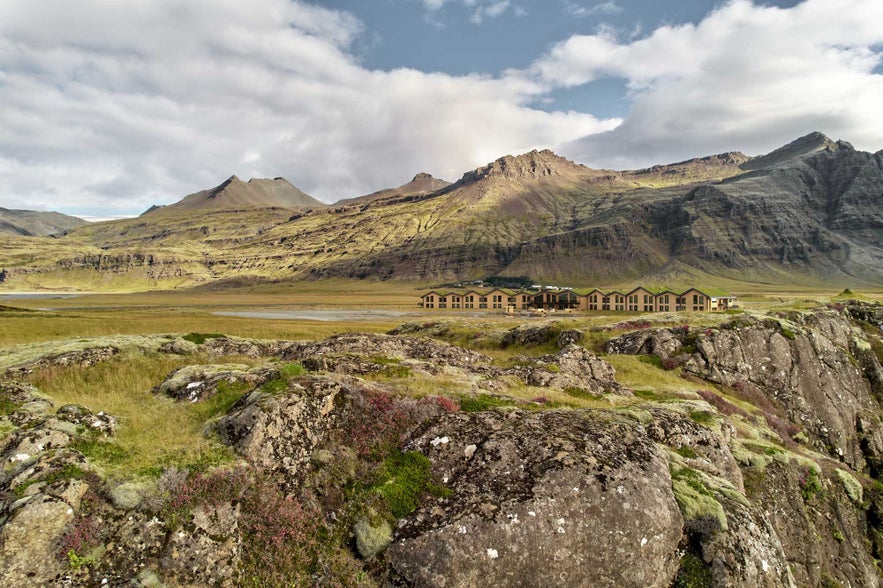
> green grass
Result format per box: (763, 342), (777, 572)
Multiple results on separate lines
(459, 394), (515, 412)
(0, 393), (18, 416)
(26, 351), (260, 479)
(688, 410), (716, 426)
(279, 362), (305, 378)
(181, 332), (226, 345)
(672, 551), (713, 588)
(373, 451), (452, 518)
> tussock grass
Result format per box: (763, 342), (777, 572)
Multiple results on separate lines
(604, 355), (705, 395)
(28, 351), (261, 480)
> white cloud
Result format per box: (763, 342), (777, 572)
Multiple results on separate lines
(529, 0), (883, 167)
(417, 0), (516, 24)
(565, 1), (622, 18)
(0, 0), (618, 214)
(471, 0), (511, 24)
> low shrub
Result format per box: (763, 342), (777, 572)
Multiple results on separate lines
(764, 413), (801, 443)
(156, 467), (250, 530)
(799, 466), (823, 501)
(729, 380), (779, 414)
(181, 333), (226, 345)
(661, 357), (681, 370)
(343, 391), (414, 457)
(58, 512), (105, 568)
(696, 390), (749, 418)
(433, 395), (459, 412)
(639, 355), (663, 369)
(459, 394), (514, 413)
(238, 479), (322, 587)
(688, 410), (715, 426)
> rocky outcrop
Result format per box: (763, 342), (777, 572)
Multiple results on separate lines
(608, 309), (883, 471)
(606, 327), (686, 358)
(282, 333), (490, 373)
(505, 344), (626, 394)
(214, 375), (347, 487)
(385, 409), (685, 587)
(5, 346), (119, 378)
(153, 363), (273, 402)
(683, 312), (882, 470)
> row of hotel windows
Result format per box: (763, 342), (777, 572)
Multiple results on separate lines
(423, 294), (531, 309)
(424, 292), (707, 311)
(587, 293), (706, 311)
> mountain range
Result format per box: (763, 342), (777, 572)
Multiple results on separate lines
(1, 131), (882, 290)
(0, 207), (87, 237)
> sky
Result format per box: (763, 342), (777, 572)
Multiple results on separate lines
(1, 0), (882, 217)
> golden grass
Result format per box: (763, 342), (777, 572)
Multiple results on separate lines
(604, 355), (707, 395)
(0, 308), (401, 347)
(28, 351), (262, 480)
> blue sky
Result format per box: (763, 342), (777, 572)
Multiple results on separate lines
(0, 0), (881, 216)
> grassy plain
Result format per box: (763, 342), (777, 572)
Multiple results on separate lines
(2, 279), (880, 480)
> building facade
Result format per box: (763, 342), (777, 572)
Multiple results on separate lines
(420, 286), (736, 313)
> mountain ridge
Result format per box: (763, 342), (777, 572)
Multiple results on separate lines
(0, 207), (88, 237)
(143, 175), (324, 215)
(2, 132), (882, 290)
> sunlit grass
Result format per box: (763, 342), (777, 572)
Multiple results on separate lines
(28, 351), (262, 480)
(604, 355), (705, 395)
(0, 308), (400, 347)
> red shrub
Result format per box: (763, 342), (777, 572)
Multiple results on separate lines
(765, 413), (801, 443)
(661, 357), (681, 370)
(434, 395), (459, 412)
(696, 390), (749, 418)
(58, 513), (105, 559)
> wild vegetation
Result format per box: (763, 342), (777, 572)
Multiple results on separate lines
(1, 285), (883, 586)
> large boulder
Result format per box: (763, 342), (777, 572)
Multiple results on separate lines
(385, 409), (684, 587)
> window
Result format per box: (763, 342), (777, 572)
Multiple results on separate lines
(452, 295), (461, 309)
(465, 295), (474, 309)
(493, 294), (502, 309)
(439, 296), (447, 309)
(628, 294), (638, 311)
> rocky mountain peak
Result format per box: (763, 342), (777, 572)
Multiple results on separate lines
(742, 131), (839, 171)
(459, 149), (587, 184)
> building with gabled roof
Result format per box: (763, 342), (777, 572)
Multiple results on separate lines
(419, 285), (736, 313)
